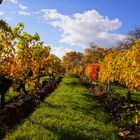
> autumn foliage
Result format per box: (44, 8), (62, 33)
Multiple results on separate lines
(99, 39), (140, 92)
(63, 38), (140, 96)
(0, 20), (64, 109)
(85, 62), (100, 82)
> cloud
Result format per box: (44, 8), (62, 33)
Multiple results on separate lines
(41, 9), (126, 48)
(19, 11), (30, 16)
(19, 4), (28, 10)
(51, 47), (72, 59)
(0, 11), (4, 16)
(9, 0), (18, 4)
(8, 0), (29, 16)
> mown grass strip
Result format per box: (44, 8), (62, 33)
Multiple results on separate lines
(4, 75), (121, 140)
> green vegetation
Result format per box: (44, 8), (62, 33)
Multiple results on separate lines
(5, 88), (20, 101)
(5, 75), (120, 140)
(4, 76), (50, 102)
(40, 76), (50, 84)
(110, 84), (140, 102)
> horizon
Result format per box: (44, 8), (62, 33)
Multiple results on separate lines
(0, 0), (140, 58)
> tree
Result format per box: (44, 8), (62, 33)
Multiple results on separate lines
(0, 20), (64, 109)
(117, 27), (140, 50)
(62, 51), (83, 73)
(83, 43), (106, 63)
(0, 0), (3, 4)
(43, 54), (64, 80)
(129, 27), (140, 41)
(0, 20), (20, 108)
(85, 62), (100, 82)
(32, 42), (50, 91)
(99, 39), (140, 100)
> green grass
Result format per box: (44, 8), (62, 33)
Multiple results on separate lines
(5, 87), (20, 101)
(110, 84), (140, 102)
(4, 76), (49, 102)
(4, 75), (120, 140)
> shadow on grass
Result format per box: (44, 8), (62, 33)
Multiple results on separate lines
(64, 81), (82, 87)
(41, 92), (109, 124)
(41, 100), (66, 109)
(30, 120), (98, 140)
(4, 75), (121, 140)
(70, 95), (110, 124)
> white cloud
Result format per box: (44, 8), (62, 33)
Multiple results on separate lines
(19, 4), (28, 10)
(51, 47), (72, 59)
(9, 0), (18, 4)
(19, 11), (30, 16)
(0, 11), (4, 16)
(41, 9), (126, 48)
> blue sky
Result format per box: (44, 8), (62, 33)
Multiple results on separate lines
(0, 0), (140, 58)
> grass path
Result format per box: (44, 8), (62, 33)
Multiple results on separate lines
(5, 75), (120, 140)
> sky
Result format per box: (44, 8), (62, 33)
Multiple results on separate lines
(0, 0), (140, 58)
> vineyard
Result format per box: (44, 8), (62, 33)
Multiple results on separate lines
(62, 37), (140, 139)
(0, 20), (65, 139)
(0, 18), (140, 140)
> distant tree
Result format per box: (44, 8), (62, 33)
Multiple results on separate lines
(117, 27), (140, 50)
(44, 54), (64, 80)
(117, 39), (133, 50)
(62, 51), (83, 71)
(0, 0), (3, 4)
(83, 43), (107, 63)
(0, 20), (12, 32)
(129, 27), (140, 41)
